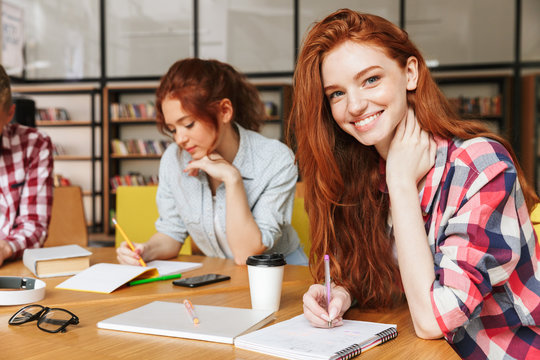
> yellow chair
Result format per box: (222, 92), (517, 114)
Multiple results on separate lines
(292, 182), (311, 257)
(531, 204), (540, 241)
(45, 186), (88, 247)
(115, 184), (310, 257)
(115, 186), (192, 255)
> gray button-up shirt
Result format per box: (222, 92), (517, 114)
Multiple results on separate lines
(155, 124), (300, 259)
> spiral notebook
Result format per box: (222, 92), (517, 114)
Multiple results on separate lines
(234, 314), (397, 360)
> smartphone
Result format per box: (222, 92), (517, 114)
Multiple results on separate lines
(173, 273), (231, 288)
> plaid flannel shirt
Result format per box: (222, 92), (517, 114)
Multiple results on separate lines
(421, 136), (540, 359)
(0, 123), (53, 259)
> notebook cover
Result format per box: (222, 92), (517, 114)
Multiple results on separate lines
(97, 301), (275, 344)
(56, 263), (159, 293)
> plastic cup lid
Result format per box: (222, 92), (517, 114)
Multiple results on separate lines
(246, 253), (286, 267)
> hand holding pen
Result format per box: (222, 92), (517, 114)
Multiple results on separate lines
(113, 217), (147, 267)
(301, 255), (353, 329)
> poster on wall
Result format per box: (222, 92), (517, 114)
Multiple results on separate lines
(2, 2), (24, 77)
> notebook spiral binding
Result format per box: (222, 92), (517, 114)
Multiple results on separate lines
(333, 327), (398, 360)
(334, 343), (362, 360)
(378, 327), (398, 342)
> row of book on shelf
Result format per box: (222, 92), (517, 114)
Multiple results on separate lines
(55, 171), (160, 191)
(110, 102), (156, 119)
(110, 139), (171, 156)
(110, 173), (159, 191)
(448, 95), (502, 117)
(36, 107), (70, 121)
(52, 143), (70, 156)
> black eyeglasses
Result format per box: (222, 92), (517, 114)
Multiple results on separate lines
(8, 304), (79, 333)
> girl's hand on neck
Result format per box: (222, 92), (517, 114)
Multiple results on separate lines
(385, 108), (436, 192)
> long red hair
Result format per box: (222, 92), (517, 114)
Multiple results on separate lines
(288, 9), (539, 308)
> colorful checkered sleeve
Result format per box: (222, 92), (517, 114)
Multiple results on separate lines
(421, 137), (540, 360)
(0, 124), (53, 259)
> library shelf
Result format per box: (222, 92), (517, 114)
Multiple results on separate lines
(12, 84), (103, 231)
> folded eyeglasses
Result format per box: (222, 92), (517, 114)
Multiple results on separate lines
(8, 304), (79, 333)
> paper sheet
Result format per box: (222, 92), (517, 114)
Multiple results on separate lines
(235, 315), (396, 360)
(55, 263), (158, 293)
(146, 260), (202, 276)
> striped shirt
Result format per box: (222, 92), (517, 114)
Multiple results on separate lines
(0, 123), (53, 259)
(423, 136), (540, 359)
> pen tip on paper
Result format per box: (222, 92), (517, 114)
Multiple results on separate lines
(194, 318), (200, 325)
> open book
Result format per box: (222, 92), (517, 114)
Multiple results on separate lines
(234, 314), (397, 360)
(97, 301), (275, 344)
(56, 260), (202, 293)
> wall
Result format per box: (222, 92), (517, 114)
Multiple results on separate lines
(5, 0), (537, 79)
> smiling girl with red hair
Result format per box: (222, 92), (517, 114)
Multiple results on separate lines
(290, 9), (540, 359)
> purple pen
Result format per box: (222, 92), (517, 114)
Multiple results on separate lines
(324, 254), (331, 327)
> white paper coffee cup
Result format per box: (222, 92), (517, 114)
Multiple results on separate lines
(246, 254), (286, 312)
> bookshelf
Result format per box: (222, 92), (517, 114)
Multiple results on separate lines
(103, 83), (160, 234)
(11, 84), (102, 231)
(103, 82), (293, 233)
(103, 83), (164, 233)
(254, 83), (293, 141)
(434, 74), (513, 138)
(522, 74), (540, 193)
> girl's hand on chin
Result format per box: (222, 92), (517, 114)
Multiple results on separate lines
(184, 153), (240, 184)
(386, 108), (436, 189)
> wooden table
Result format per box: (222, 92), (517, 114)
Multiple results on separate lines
(0, 248), (459, 359)
(0, 248), (310, 311)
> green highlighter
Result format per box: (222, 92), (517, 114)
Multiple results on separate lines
(128, 273), (182, 286)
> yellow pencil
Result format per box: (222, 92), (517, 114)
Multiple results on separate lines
(112, 217), (147, 267)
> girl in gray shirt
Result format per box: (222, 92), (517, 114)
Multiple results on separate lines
(116, 58), (307, 266)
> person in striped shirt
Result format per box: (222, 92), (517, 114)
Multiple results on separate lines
(0, 65), (53, 266)
(292, 9), (540, 359)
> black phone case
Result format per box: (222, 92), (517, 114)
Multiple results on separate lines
(172, 274), (230, 288)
